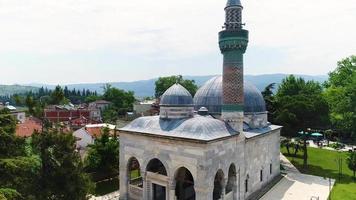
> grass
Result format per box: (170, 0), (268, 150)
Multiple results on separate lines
(94, 177), (119, 196)
(281, 147), (356, 200)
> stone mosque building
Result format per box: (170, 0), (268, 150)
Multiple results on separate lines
(119, 0), (282, 199)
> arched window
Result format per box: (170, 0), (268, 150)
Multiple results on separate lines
(146, 158), (168, 176)
(127, 157), (142, 188)
(175, 167), (195, 200)
(213, 169), (225, 200)
(225, 164), (237, 194)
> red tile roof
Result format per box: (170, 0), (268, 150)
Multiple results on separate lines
(16, 118), (42, 137)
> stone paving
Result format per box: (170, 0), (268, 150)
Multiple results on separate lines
(260, 172), (334, 200)
(260, 154), (335, 200)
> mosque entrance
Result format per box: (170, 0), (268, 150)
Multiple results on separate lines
(152, 184), (166, 200)
(213, 170), (225, 200)
(175, 167), (196, 200)
(146, 158), (169, 200)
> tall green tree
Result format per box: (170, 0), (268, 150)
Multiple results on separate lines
(85, 128), (119, 175)
(103, 84), (135, 110)
(32, 130), (94, 200)
(347, 151), (356, 180)
(324, 55), (356, 140)
(50, 85), (66, 105)
(273, 75), (329, 136)
(155, 75), (198, 97)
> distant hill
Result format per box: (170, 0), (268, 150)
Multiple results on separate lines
(0, 85), (39, 96)
(24, 74), (328, 98)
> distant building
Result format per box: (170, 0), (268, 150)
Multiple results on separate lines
(11, 111), (26, 123)
(73, 123), (116, 151)
(88, 100), (112, 111)
(133, 99), (159, 116)
(0, 103), (26, 123)
(44, 104), (101, 123)
(16, 117), (42, 137)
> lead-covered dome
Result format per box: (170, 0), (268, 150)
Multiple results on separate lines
(160, 84), (194, 119)
(160, 83), (193, 106)
(194, 76), (266, 114)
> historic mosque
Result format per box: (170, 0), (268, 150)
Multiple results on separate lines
(119, 0), (282, 199)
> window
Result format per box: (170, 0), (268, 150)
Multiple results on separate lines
(260, 170), (263, 182)
(245, 179), (248, 193)
(270, 164), (272, 175)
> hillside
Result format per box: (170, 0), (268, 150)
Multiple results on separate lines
(24, 74), (328, 97)
(0, 85), (39, 96)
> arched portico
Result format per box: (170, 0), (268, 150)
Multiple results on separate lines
(225, 164), (238, 200)
(127, 157), (143, 200)
(174, 167), (196, 200)
(213, 169), (225, 200)
(145, 158), (169, 200)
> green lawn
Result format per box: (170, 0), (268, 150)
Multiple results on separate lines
(281, 147), (356, 200)
(94, 178), (119, 196)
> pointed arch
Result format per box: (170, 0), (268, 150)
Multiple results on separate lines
(213, 169), (225, 200)
(174, 167), (196, 200)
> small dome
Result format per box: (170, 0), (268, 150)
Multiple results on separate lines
(194, 76), (266, 113)
(226, 0), (242, 7)
(160, 84), (193, 106)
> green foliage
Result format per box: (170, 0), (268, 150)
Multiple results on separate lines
(32, 130), (94, 200)
(272, 75), (329, 136)
(85, 128), (119, 175)
(50, 85), (66, 105)
(347, 152), (356, 179)
(100, 84), (135, 121)
(0, 156), (40, 199)
(0, 188), (23, 200)
(102, 106), (119, 124)
(324, 55), (356, 140)
(155, 75), (198, 97)
(0, 110), (17, 134)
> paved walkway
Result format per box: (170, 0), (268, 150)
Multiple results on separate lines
(260, 172), (334, 200)
(280, 153), (300, 174)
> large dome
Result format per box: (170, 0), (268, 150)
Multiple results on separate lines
(160, 84), (193, 106)
(194, 76), (266, 114)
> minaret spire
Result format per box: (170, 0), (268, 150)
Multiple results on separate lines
(219, 0), (249, 132)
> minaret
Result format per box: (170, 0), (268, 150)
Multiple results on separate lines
(219, 0), (249, 132)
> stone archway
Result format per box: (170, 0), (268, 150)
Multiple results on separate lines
(213, 169), (225, 200)
(225, 164), (237, 200)
(127, 157), (143, 200)
(146, 158), (169, 200)
(174, 167), (196, 200)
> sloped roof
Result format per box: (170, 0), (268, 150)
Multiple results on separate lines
(120, 115), (238, 141)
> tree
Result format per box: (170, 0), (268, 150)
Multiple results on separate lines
(262, 83), (276, 121)
(0, 188), (23, 200)
(273, 75), (329, 136)
(324, 55), (356, 140)
(50, 85), (66, 105)
(32, 130), (94, 200)
(155, 75), (198, 97)
(102, 84), (135, 116)
(102, 107), (119, 124)
(85, 127), (119, 175)
(347, 151), (356, 180)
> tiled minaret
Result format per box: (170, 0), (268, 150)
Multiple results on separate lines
(219, 0), (249, 132)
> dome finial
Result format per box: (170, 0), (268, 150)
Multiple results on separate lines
(226, 0), (242, 8)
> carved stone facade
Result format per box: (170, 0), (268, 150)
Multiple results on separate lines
(119, 126), (281, 200)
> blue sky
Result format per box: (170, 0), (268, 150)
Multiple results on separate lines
(0, 0), (355, 84)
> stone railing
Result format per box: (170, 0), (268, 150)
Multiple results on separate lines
(225, 191), (234, 200)
(129, 184), (143, 200)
